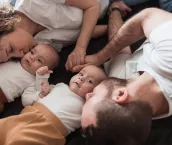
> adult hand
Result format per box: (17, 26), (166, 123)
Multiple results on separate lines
(110, 1), (132, 17)
(71, 53), (105, 72)
(65, 46), (86, 72)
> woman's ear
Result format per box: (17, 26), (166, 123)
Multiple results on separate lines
(112, 88), (128, 104)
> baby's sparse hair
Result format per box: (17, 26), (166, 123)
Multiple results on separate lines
(88, 65), (107, 80)
(41, 44), (60, 70)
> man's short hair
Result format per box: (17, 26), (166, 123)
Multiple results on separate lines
(101, 77), (128, 99)
(92, 99), (152, 145)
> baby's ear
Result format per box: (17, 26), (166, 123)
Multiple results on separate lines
(112, 88), (128, 104)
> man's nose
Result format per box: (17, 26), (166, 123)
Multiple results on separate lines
(85, 92), (93, 101)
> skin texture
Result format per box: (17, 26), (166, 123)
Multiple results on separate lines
(0, 1), (103, 67)
(0, 28), (37, 63)
(21, 44), (59, 75)
(81, 83), (108, 128)
(69, 65), (106, 98)
(72, 1), (131, 72)
(81, 8), (172, 128)
(38, 65), (107, 99)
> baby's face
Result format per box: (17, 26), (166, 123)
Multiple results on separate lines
(21, 44), (58, 75)
(69, 65), (106, 98)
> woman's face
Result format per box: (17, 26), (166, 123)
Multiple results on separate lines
(0, 28), (37, 63)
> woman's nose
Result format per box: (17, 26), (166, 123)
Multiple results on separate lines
(10, 50), (24, 58)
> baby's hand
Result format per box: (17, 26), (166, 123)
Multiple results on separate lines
(39, 81), (51, 98)
(36, 66), (53, 76)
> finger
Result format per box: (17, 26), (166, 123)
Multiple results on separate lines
(80, 55), (85, 65)
(72, 64), (90, 72)
(68, 56), (73, 70)
(65, 61), (69, 71)
(75, 55), (81, 67)
(48, 70), (53, 74)
(126, 6), (132, 12)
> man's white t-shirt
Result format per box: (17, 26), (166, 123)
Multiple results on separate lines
(137, 20), (172, 119)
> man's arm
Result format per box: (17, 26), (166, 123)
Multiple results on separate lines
(108, 1), (131, 55)
(98, 8), (172, 62)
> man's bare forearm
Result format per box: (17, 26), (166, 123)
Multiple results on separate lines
(108, 10), (123, 41)
(98, 8), (149, 61)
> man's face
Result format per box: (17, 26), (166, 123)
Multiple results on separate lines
(81, 83), (108, 129)
(0, 28), (37, 63)
(69, 65), (106, 98)
(21, 44), (56, 75)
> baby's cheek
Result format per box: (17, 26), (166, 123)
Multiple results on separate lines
(85, 86), (95, 94)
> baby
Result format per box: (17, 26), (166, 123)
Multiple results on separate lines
(0, 44), (59, 112)
(0, 65), (107, 145)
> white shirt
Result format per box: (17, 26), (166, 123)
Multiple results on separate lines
(22, 82), (84, 134)
(104, 43), (143, 79)
(39, 83), (84, 133)
(0, 61), (35, 102)
(137, 21), (172, 119)
(15, 0), (109, 51)
(15, 0), (83, 52)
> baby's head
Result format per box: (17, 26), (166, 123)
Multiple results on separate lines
(21, 44), (59, 75)
(69, 65), (107, 98)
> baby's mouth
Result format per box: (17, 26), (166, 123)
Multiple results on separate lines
(25, 59), (31, 66)
(74, 82), (80, 88)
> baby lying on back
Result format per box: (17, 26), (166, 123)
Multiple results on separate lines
(0, 44), (59, 112)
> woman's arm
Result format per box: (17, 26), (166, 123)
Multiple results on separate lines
(65, 0), (100, 71)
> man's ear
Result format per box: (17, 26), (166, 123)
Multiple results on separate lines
(112, 88), (128, 104)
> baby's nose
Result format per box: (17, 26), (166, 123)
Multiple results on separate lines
(79, 77), (85, 82)
(30, 54), (36, 61)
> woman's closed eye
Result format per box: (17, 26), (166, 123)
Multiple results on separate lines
(30, 50), (34, 54)
(9, 46), (13, 53)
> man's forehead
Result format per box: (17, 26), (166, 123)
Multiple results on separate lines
(94, 83), (107, 95)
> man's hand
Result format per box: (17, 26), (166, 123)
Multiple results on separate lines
(110, 1), (131, 17)
(39, 81), (51, 98)
(71, 53), (105, 72)
(65, 46), (86, 72)
(36, 66), (53, 76)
